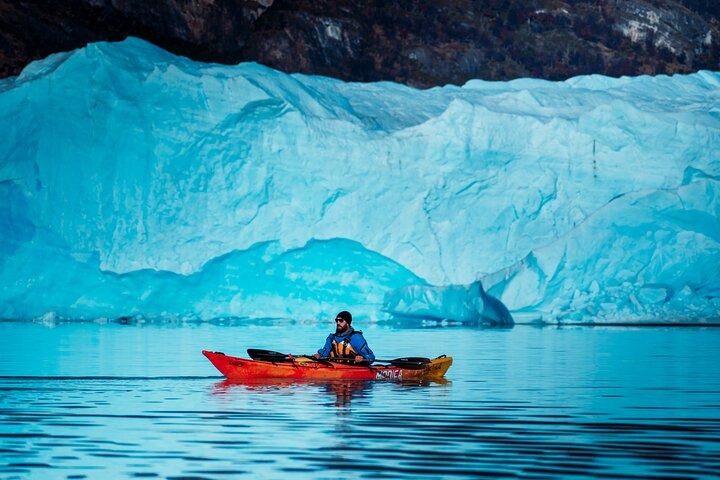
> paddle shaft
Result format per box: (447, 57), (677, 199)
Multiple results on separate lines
(246, 349), (431, 369)
(310, 356), (430, 370)
(317, 356), (431, 364)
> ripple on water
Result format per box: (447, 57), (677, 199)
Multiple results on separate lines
(1, 325), (720, 479)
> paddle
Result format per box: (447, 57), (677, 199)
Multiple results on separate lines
(246, 349), (289, 363)
(247, 348), (431, 370)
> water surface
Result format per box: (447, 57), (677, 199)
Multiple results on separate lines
(1, 321), (719, 479)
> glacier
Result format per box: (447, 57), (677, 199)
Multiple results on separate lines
(0, 37), (718, 324)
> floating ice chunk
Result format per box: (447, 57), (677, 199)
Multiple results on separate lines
(383, 281), (513, 326)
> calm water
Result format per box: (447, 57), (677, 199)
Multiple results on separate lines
(1, 321), (719, 479)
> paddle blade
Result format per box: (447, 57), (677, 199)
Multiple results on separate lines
(247, 349), (289, 362)
(374, 357), (431, 370)
(388, 359), (429, 370)
(393, 357), (431, 364)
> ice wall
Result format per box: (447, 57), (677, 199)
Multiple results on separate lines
(1, 38), (718, 323)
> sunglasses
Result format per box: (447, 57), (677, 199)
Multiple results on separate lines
(335, 318), (346, 323)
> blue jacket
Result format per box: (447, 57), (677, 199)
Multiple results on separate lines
(317, 328), (375, 362)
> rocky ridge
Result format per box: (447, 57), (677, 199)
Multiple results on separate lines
(1, 0), (718, 87)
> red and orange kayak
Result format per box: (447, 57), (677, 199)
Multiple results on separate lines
(202, 350), (452, 381)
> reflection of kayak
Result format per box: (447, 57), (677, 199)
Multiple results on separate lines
(202, 350), (453, 380)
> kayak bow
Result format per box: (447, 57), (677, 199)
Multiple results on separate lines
(202, 350), (452, 381)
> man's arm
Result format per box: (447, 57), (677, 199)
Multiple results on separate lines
(351, 333), (375, 362)
(316, 334), (333, 357)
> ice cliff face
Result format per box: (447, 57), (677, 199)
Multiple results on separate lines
(1, 38), (718, 323)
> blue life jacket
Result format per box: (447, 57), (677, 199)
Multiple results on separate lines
(318, 328), (375, 363)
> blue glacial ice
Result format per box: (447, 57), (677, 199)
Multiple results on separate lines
(0, 37), (718, 324)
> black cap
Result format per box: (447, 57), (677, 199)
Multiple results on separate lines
(336, 311), (352, 324)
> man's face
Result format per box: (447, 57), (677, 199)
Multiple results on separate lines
(335, 317), (349, 334)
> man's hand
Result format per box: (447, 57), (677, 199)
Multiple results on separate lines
(354, 355), (364, 363)
(313, 353), (320, 359)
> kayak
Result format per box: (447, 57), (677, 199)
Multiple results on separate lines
(202, 350), (453, 381)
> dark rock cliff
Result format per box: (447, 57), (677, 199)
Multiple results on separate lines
(1, 0), (718, 87)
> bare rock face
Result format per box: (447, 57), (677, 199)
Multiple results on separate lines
(0, 0), (270, 77)
(1, 0), (718, 86)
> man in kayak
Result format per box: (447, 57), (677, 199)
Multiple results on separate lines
(313, 311), (375, 364)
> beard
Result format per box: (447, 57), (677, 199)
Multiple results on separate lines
(336, 325), (350, 335)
